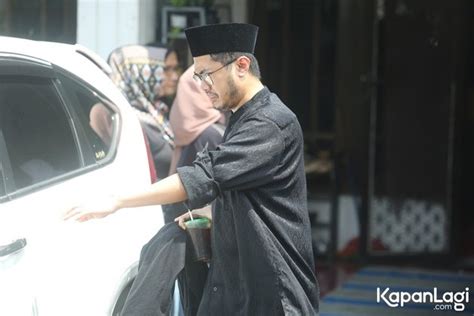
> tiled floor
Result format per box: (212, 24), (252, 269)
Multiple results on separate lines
(316, 255), (474, 299)
(319, 264), (474, 316)
(316, 262), (361, 298)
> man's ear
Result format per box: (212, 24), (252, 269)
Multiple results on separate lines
(235, 56), (251, 77)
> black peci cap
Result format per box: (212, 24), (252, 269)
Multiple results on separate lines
(185, 23), (258, 57)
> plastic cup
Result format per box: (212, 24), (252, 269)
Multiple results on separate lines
(184, 218), (212, 262)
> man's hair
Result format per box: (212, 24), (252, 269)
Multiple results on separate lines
(210, 52), (261, 79)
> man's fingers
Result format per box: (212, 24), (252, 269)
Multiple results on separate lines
(174, 213), (189, 230)
(64, 207), (81, 221)
(179, 217), (187, 230)
(64, 208), (94, 222)
(78, 214), (92, 222)
(177, 216), (186, 230)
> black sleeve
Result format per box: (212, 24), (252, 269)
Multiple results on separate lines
(177, 117), (284, 209)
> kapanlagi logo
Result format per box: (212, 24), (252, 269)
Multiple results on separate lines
(376, 287), (470, 312)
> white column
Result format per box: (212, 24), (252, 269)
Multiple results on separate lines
(231, 0), (247, 23)
(138, 0), (157, 44)
(77, 0), (156, 60)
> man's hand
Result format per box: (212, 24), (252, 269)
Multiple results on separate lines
(63, 196), (120, 222)
(174, 205), (212, 230)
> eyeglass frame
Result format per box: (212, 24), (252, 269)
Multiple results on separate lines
(193, 58), (238, 86)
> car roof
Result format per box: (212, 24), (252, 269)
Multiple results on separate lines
(0, 36), (112, 77)
(0, 36), (130, 108)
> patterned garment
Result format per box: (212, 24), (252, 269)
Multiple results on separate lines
(108, 45), (175, 147)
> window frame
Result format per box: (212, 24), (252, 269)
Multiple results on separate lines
(53, 66), (122, 168)
(0, 56), (121, 201)
(0, 128), (15, 202)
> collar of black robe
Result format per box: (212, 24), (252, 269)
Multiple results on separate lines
(227, 86), (269, 126)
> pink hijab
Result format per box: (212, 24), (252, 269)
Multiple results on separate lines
(168, 65), (224, 174)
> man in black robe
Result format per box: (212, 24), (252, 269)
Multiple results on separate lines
(66, 23), (319, 315)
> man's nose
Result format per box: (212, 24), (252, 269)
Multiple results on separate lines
(200, 79), (212, 91)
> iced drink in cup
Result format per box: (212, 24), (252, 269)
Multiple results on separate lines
(184, 217), (212, 262)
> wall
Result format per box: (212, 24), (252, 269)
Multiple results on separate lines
(214, 0), (248, 23)
(77, 0), (156, 59)
(230, 0), (247, 22)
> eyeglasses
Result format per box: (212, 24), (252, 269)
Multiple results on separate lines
(193, 58), (237, 86)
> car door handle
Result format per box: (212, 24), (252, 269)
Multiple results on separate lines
(0, 238), (27, 257)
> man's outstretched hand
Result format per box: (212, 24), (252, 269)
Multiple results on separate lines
(63, 196), (120, 222)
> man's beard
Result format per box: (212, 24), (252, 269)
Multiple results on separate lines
(219, 76), (242, 112)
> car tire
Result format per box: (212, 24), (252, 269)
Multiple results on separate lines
(112, 279), (134, 316)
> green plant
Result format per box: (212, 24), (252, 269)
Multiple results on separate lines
(170, 0), (187, 7)
(169, 27), (182, 39)
(169, 0), (214, 7)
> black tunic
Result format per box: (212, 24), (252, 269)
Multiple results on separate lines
(177, 87), (319, 315)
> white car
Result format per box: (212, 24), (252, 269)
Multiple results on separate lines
(0, 37), (165, 315)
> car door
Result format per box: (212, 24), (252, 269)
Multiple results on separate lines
(0, 56), (62, 316)
(0, 55), (163, 315)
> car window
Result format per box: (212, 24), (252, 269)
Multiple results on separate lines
(0, 75), (80, 190)
(58, 74), (118, 164)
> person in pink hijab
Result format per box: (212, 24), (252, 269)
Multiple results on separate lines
(168, 65), (226, 177)
(163, 65), (225, 225)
